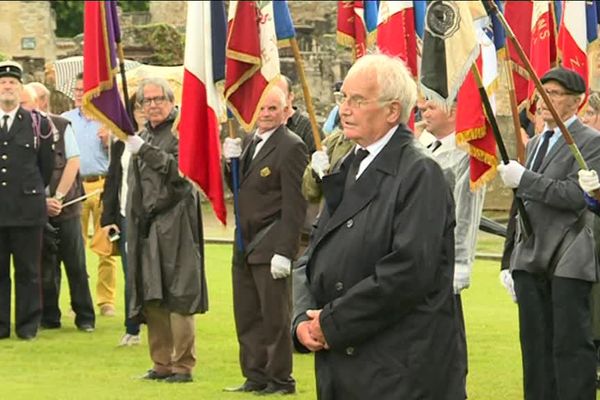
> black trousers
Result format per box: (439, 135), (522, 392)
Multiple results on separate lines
(41, 217), (95, 328)
(514, 270), (596, 400)
(232, 259), (294, 387)
(455, 294), (468, 400)
(0, 226), (43, 338)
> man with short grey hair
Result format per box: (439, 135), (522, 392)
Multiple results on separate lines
(125, 77), (208, 383)
(292, 53), (462, 399)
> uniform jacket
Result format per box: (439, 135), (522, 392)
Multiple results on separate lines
(227, 125), (308, 264)
(48, 114), (83, 222)
(126, 110), (208, 320)
(0, 107), (53, 227)
(511, 119), (600, 281)
(292, 125), (463, 400)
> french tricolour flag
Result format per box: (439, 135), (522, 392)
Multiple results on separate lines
(558, 1), (599, 94)
(178, 1), (227, 225)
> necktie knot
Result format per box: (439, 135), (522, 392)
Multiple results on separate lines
(543, 130), (554, 140)
(428, 140), (442, 153)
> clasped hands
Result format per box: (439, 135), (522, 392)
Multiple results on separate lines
(296, 309), (329, 352)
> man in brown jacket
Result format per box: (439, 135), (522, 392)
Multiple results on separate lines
(223, 85), (308, 395)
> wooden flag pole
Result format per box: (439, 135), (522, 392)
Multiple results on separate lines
(502, 50), (526, 164)
(486, 0), (588, 170)
(289, 37), (323, 151)
(471, 64), (532, 238)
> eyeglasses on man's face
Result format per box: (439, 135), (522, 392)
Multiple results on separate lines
(543, 89), (574, 99)
(141, 96), (167, 107)
(333, 92), (392, 109)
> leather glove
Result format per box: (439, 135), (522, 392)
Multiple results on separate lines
(497, 160), (526, 189)
(223, 137), (242, 160)
(311, 147), (330, 179)
(125, 135), (144, 154)
(270, 254), (291, 279)
(499, 270), (517, 303)
(578, 169), (600, 194)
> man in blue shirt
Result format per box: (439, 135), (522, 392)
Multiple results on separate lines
(62, 73), (117, 318)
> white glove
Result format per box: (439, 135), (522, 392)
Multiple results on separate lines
(499, 270), (517, 303)
(497, 160), (526, 189)
(311, 147), (330, 179)
(453, 277), (470, 295)
(125, 135), (144, 154)
(223, 137), (242, 160)
(270, 254), (291, 279)
(578, 169), (600, 194)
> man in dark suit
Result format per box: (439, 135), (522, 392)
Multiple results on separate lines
(292, 54), (462, 399)
(0, 60), (54, 340)
(498, 67), (600, 399)
(222, 86), (308, 395)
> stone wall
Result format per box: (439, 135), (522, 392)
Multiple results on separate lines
(0, 1), (56, 62)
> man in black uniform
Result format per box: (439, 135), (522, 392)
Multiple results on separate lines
(0, 61), (54, 340)
(22, 83), (95, 332)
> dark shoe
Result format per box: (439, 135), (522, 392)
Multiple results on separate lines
(141, 369), (172, 380)
(255, 382), (296, 395)
(223, 380), (268, 392)
(165, 373), (193, 383)
(77, 324), (95, 333)
(17, 334), (36, 341)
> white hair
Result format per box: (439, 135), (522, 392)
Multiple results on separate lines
(346, 53), (417, 124)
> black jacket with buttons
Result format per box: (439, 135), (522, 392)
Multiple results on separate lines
(0, 107), (54, 227)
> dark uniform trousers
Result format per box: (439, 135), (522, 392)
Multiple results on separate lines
(514, 271), (596, 400)
(0, 226), (44, 338)
(232, 258), (293, 387)
(41, 216), (95, 328)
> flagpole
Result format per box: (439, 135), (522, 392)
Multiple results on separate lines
(471, 64), (533, 238)
(289, 37), (323, 151)
(502, 51), (526, 164)
(116, 42), (132, 129)
(227, 116), (244, 252)
(485, 1), (588, 171)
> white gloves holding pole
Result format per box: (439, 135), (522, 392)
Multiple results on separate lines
(499, 270), (517, 303)
(223, 137), (242, 160)
(578, 169), (600, 194)
(497, 160), (526, 189)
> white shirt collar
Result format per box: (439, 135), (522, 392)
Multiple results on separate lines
(354, 124), (398, 179)
(1, 105), (20, 130)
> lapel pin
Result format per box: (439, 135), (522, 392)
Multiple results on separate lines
(260, 167), (271, 177)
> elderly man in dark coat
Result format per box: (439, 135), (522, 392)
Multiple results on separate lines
(292, 54), (462, 399)
(123, 77), (207, 384)
(498, 67), (600, 399)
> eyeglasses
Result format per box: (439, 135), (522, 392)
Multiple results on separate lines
(584, 108), (598, 118)
(543, 89), (574, 99)
(141, 96), (167, 106)
(333, 92), (393, 109)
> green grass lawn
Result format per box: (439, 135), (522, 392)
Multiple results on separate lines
(0, 242), (525, 399)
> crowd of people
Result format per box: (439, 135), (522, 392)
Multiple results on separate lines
(2, 52), (600, 398)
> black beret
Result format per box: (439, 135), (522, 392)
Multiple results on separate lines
(0, 61), (23, 82)
(540, 67), (586, 94)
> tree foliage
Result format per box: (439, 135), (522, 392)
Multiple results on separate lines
(52, 1), (149, 38)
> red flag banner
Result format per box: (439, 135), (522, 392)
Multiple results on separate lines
(82, 1), (134, 140)
(225, 1), (280, 132)
(504, 0), (533, 107)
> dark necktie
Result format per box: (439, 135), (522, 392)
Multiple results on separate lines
(428, 140), (442, 153)
(531, 130), (554, 172)
(348, 148), (370, 182)
(243, 136), (262, 175)
(1, 115), (8, 135)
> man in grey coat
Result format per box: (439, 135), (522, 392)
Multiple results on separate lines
(292, 54), (462, 399)
(498, 67), (600, 399)
(123, 78), (207, 384)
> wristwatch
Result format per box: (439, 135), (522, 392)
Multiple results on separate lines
(54, 190), (66, 202)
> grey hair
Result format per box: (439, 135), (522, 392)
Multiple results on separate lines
(268, 84), (287, 108)
(26, 82), (50, 101)
(588, 91), (600, 113)
(21, 84), (38, 103)
(345, 53), (417, 124)
(136, 77), (175, 103)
